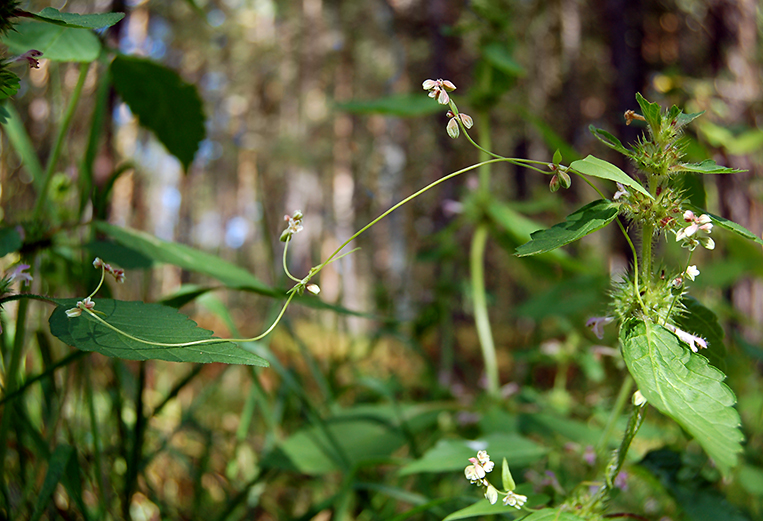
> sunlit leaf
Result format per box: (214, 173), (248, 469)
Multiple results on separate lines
(515, 199), (619, 256)
(672, 160), (743, 175)
(110, 56), (205, 170)
(49, 298), (268, 366)
(589, 125), (633, 157)
(2, 20), (100, 62)
(30, 8), (124, 29)
(570, 155), (652, 199)
(620, 319), (743, 476)
(635, 92), (661, 135)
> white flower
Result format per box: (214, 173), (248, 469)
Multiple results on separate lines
(6, 264), (32, 286)
(633, 390), (647, 406)
(465, 450), (494, 483)
(676, 211), (714, 250)
(613, 183), (629, 201)
(503, 490), (527, 509)
(484, 483), (498, 505)
(685, 265), (699, 281)
(306, 284), (320, 295)
(586, 316), (614, 339)
(66, 297), (95, 318)
(422, 78), (456, 105)
(665, 324), (707, 353)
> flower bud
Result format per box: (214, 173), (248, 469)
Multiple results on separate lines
(306, 284), (321, 295)
(558, 170), (571, 189)
(549, 174), (560, 192)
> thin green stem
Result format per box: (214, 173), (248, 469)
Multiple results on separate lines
(281, 238), (301, 283)
(641, 222), (654, 283)
(32, 63), (90, 219)
(470, 225), (500, 397)
(595, 374), (633, 456)
(614, 217), (646, 312)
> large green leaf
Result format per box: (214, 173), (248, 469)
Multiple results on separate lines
(2, 21), (100, 62)
(94, 221), (274, 294)
(399, 434), (547, 476)
(673, 160), (743, 175)
(570, 155), (652, 199)
(685, 204), (763, 246)
(515, 199), (619, 257)
(110, 56), (205, 170)
(49, 298), (268, 365)
(335, 94), (442, 117)
(30, 8), (124, 29)
(619, 319), (743, 476)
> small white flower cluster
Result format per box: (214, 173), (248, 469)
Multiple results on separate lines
(66, 296), (95, 318)
(422, 78), (456, 105)
(280, 210), (304, 242)
(93, 257), (125, 283)
(676, 210), (714, 250)
(464, 450), (527, 509)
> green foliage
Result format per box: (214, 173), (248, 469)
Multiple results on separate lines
(515, 199), (619, 256)
(1, 20), (101, 62)
(110, 55), (206, 170)
(619, 319), (743, 476)
(49, 298), (268, 365)
(673, 159), (743, 175)
(0, 66), (19, 100)
(28, 8), (124, 29)
(0, 226), (22, 257)
(685, 204), (763, 246)
(569, 155), (652, 198)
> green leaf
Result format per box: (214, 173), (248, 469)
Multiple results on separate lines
(335, 94), (442, 117)
(676, 297), (726, 370)
(110, 56), (205, 170)
(0, 226), (22, 257)
(685, 204), (763, 246)
(589, 125), (633, 157)
(635, 92), (661, 135)
(445, 503), (581, 521)
(515, 199), (619, 257)
(399, 434), (547, 476)
(675, 110), (704, 129)
(673, 160), (744, 175)
(85, 240), (154, 269)
(49, 298), (268, 366)
(264, 417), (406, 475)
(1, 21), (100, 62)
(0, 68), (19, 100)
(619, 319), (743, 476)
(570, 155), (652, 199)
(29, 445), (75, 521)
(481, 42), (525, 77)
(516, 510), (586, 521)
(552, 149), (562, 165)
(501, 458), (515, 492)
(30, 8), (125, 29)
(93, 221), (274, 294)
(0, 103), (10, 123)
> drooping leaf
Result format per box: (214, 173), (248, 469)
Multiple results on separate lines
(589, 125), (634, 157)
(515, 199), (619, 257)
(672, 160), (744, 175)
(570, 155), (652, 199)
(0, 226), (22, 257)
(30, 8), (124, 29)
(676, 297), (726, 370)
(635, 92), (662, 135)
(2, 20), (100, 62)
(685, 204), (763, 246)
(399, 434), (547, 476)
(94, 221), (274, 294)
(619, 319), (743, 476)
(49, 298), (268, 366)
(110, 55), (205, 170)
(335, 94), (442, 117)
(0, 68), (19, 100)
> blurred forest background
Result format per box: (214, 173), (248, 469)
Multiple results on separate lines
(2, 0), (763, 519)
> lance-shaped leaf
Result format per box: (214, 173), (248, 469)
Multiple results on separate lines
(619, 319), (743, 476)
(570, 155), (652, 199)
(110, 56), (205, 170)
(672, 160), (744, 175)
(636, 92), (662, 135)
(515, 199), (619, 257)
(50, 298), (268, 366)
(589, 125), (634, 158)
(684, 204), (763, 246)
(29, 8), (124, 29)
(1, 21), (100, 62)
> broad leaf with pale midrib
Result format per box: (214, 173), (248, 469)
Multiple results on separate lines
(620, 318), (742, 476)
(49, 298), (267, 366)
(515, 199), (619, 256)
(570, 155), (652, 199)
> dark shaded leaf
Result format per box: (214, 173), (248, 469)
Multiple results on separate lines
(110, 56), (205, 170)
(0, 226), (22, 257)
